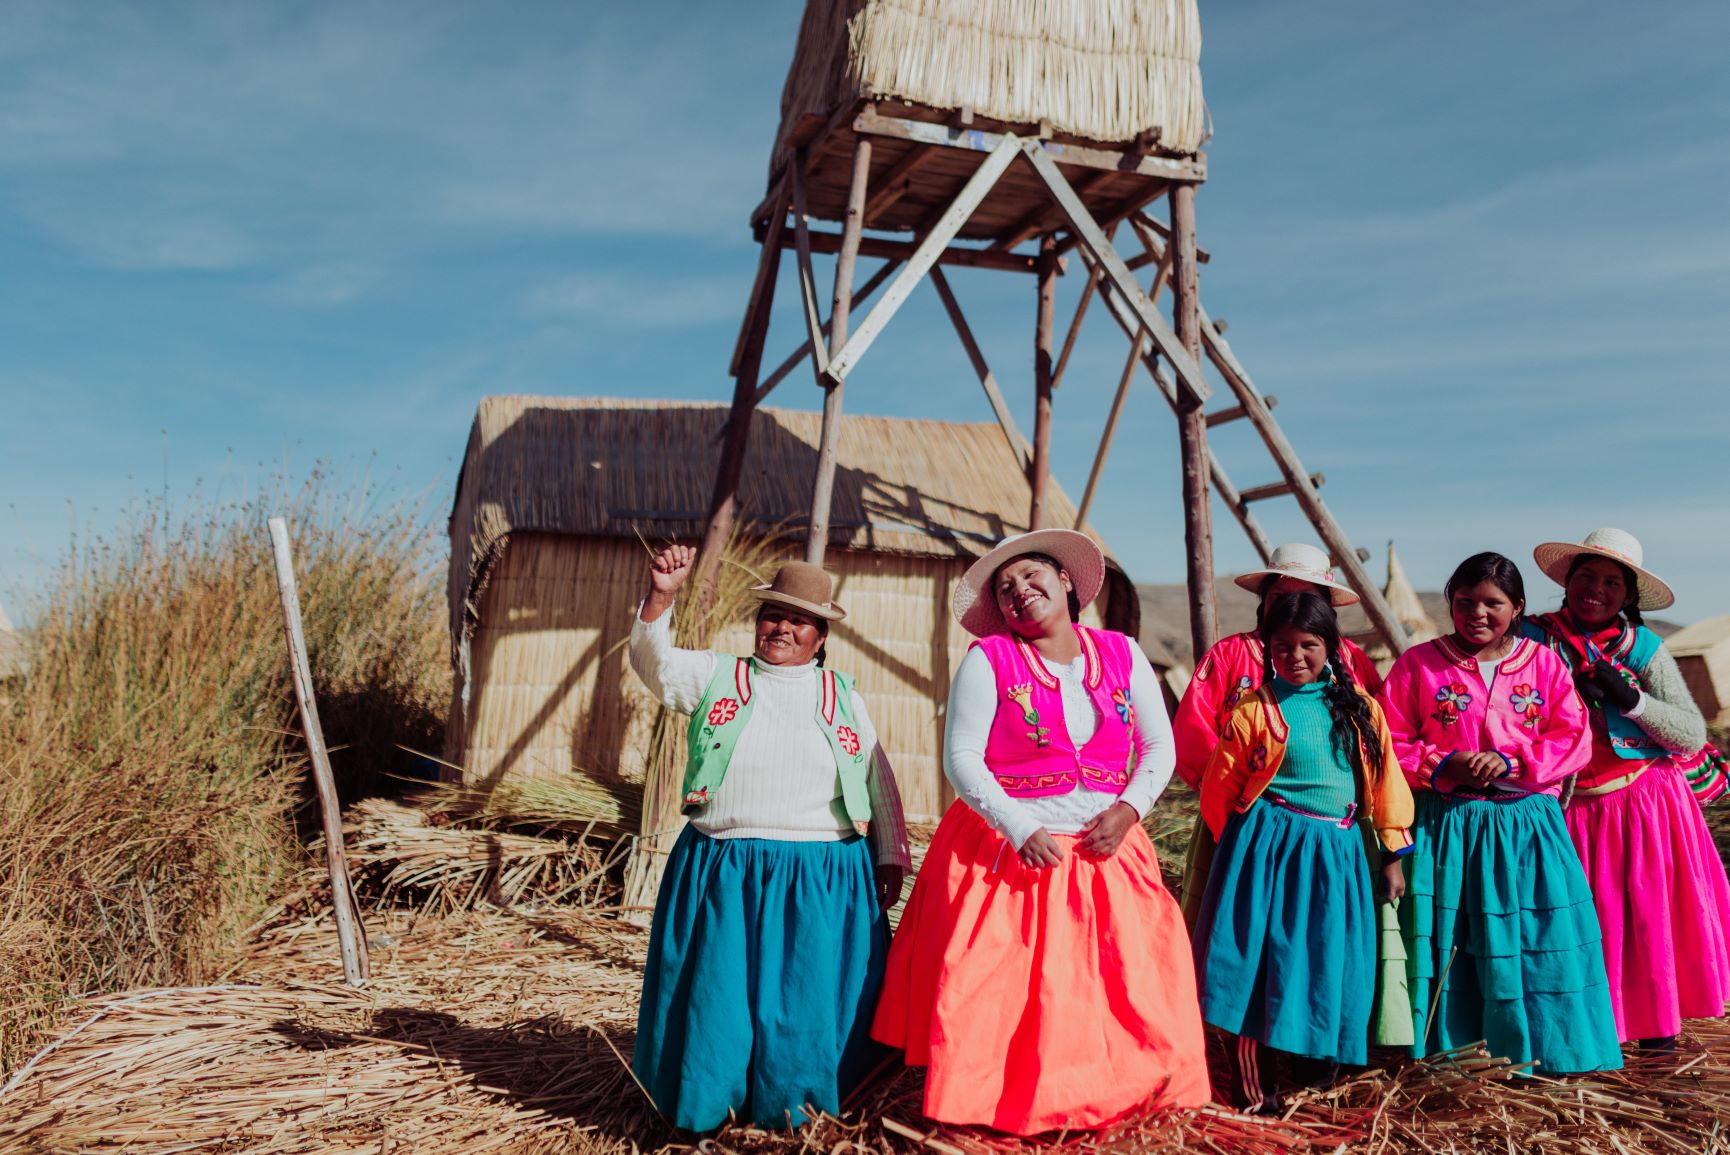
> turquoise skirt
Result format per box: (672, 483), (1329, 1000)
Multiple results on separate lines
(1402, 791), (1622, 1074)
(1192, 800), (1377, 1065)
(633, 826), (889, 1130)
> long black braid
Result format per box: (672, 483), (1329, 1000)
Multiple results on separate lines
(1259, 591), (1381, 784)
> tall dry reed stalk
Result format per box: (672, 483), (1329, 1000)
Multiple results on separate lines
(0, 474), (449, 1071)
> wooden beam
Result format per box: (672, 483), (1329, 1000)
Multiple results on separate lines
(1238, 474), (1325, 505)
(1133, 209), (1211, 264)
(268, 517), (369, 987)
(853, 110), (1207, 183)
(749, 260), (900, 409)
(807, 136), (871, 565)
(1085, 239), (1274, 564)
(863, 144), (940, 226)
(1075, 334), (1140, 530)
(749, 100), (868, 229)
(1206, 395), (1277, 428)
(789, 157), (830, 382)
(1048, 220), (1115, 393)
(929, 266), (1030, 473)
(1054, 185), (1173, 257)
(1170, 183), (1218, 660)
(730, 173), (790, 378)
(1020, 140), (1212, 405)
(1199, 307), (1411, 654)
(1030, 234), (1058, 529)
(767, 226), (1042, 273)
(992, 171), (1114, 253)
(698, 218), (785, 602)
(823, 133), (1021, 386)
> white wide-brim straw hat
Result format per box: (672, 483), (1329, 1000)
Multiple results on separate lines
(1532, 527), (1675, 612)
(953, 528), (1106, 638)
(749, 560), (847, 621)
(1231, 542), (1360, 607)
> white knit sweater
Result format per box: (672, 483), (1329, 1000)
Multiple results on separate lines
(629, 608), (877, 842)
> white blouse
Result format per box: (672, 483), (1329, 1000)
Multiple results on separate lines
(943, 639), (1176, 849)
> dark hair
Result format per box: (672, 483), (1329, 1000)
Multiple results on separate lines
(755, 604), (831, 666)
(1443, 552), (1526, 635)
(1562, 553), (1644, 626)
(1258, 591), (1379, 785)
(995, 551), (1082, 622)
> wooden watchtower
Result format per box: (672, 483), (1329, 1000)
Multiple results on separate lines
(629, 0), (1412, 906)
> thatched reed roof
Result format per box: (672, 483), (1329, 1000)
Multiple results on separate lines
(776, 0), (1206, 172)
(447, 396), (1109, 655)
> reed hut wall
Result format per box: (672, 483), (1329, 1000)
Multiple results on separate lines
(775, 0), (1207, 172)
(1668, 614), (1730, 726)
(445, 397), (1142, 824)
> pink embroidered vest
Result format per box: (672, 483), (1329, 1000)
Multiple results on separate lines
(974, 626), (1139, 798)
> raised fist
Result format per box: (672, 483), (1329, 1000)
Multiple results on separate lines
(649, 544), (696, 596)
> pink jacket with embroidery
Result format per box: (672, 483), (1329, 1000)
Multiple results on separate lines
(1173, 631), (1383, 790)
(1377, 636), (1590, 797)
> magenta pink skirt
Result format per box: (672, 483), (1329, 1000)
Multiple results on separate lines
(1566, 758), (1730, 1040)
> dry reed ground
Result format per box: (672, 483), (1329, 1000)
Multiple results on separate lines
(5, 795), (1730, 1154)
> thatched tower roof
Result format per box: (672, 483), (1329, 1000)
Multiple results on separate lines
(447, 396), (1132, 658)
(776, 0), (1206, 174)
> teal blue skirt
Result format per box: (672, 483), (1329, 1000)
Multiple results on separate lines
(1402, 791), (1622, 1074)
(1192, 800), (1377, 1064)
(633, 826), (888, 1130)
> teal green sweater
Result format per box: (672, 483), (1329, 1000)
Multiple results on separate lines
(1265, 677), (1359, 819)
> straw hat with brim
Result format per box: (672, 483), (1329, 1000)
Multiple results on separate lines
(953, 529), (1106, 638)
(750, 561), (846, 621)
(1532, 528), (1675, 612)
(1231, 542), (1360, 607)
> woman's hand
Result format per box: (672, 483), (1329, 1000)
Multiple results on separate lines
(1017, 828), (1065, 870)
(875, 864), (905, 910)
(1442, 751), (1502, 788)
(1379, 856), (1407, 904)
(640, 544), (696, 622)
(1077, 802), (1139, 858)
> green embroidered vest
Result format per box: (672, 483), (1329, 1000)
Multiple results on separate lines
(683, 657), (873, 835)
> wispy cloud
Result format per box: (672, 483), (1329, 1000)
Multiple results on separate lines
(523, 270), (744, 328)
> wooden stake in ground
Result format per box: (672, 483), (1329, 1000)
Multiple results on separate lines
(267, 517), (370, 987)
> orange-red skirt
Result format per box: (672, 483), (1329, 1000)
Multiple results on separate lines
(872, 802), (1210, 1135)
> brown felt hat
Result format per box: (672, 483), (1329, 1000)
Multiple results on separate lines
(750, 561), (846, 622)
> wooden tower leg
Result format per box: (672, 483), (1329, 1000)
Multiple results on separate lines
(1171, 183), (1218, 658)
(806, 137), (871, 565)
(695, 181), (788, 609)
(1029, 233), (1058, 529)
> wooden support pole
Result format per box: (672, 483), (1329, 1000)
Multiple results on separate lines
(1170, 183), (1218, 659)
(1199, 307), (1411, 654)
(1075, 334), (1140, 530)
(789, 157), (831, 382)
(823, 133), (1020, 385)
(806, 135), (870, 565)
(268, 517), (369, 988)
(1206, 395), (1277, 427)
(749, 260), (900, 410)
(929, 267), (1031, 473)
(1030, 233), (1058, 529)
(1019, 141), (1211, 406)
(1238, 473), (1325, 506)
(1048, 220), (1114, 393)
(697, 192), (787, 603)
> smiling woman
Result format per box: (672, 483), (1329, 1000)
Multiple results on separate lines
(625, 545), (911, 1132)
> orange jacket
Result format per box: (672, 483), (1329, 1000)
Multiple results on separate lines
(1199, 685), (1415, 855)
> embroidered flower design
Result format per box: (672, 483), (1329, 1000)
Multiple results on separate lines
(1510, 684), (1545, 730)
(1249, 742), (1269, 775)
(1431, 682), (1471, 728)
(837, 725), (861, 757)
(1005, 683), (1051, 748)
(684, 788), (709, 806)
(707, 697), (739, 727)
(1111, 687), (1135, 727)
(1223, 675), (1253, 713)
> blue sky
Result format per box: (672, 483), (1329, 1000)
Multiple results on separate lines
(2, 1), (1726, 625)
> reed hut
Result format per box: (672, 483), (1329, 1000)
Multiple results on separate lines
(445, 395), (1143, 824)
(1348, 543), (1441, 670)
(1667, 615), (1730, 727)
(0, 599), (20, 681)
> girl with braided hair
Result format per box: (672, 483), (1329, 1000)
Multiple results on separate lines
(1192, 590), (1414, 1113)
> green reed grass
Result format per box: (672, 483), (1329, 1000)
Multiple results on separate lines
(0, 474), (449, 1071)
